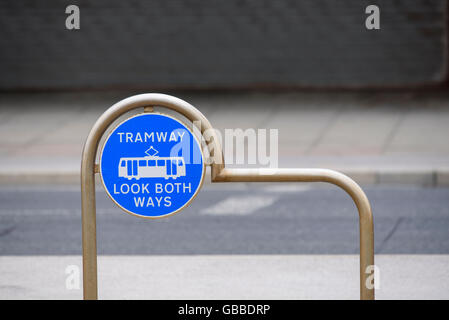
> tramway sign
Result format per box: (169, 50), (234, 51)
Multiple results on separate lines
(99, 113), (205, 218)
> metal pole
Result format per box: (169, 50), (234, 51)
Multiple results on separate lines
(81, 94), (223, 299)
(81, 93), (374, 300)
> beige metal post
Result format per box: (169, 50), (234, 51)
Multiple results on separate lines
(81, 93), (374, 300)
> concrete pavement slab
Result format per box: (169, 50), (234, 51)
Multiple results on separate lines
(0, 255), (448, 300)
(0, 92), (448, 185)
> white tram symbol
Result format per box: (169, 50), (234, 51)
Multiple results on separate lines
(118, 156), (186, 180)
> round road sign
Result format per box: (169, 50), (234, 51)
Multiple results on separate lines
(99, 113), (205, 218)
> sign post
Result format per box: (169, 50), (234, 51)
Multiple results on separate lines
(81, 93), (374, 300)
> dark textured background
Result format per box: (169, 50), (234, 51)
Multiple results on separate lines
(0, 0), (447, 90)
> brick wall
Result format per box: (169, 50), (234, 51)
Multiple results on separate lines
(0, 0), (447, 90)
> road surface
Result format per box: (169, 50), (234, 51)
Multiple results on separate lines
(1, 183), (448, 255)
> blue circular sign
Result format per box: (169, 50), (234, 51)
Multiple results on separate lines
(100, 113), (205, 218)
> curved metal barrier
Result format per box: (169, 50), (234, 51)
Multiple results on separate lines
(81, 93), (374, 300)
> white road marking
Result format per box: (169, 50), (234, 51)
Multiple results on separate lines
(201, 195), (278, 215)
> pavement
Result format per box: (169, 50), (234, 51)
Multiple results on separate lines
(1, 255), (448, 300)
(0, 91), (449, 186)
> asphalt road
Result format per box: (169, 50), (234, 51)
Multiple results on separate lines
(0, 183), (448, 255)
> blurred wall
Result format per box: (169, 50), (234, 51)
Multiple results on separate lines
(0, 0), (447, 91)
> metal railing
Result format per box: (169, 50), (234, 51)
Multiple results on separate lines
(81, 93), (374, 300)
